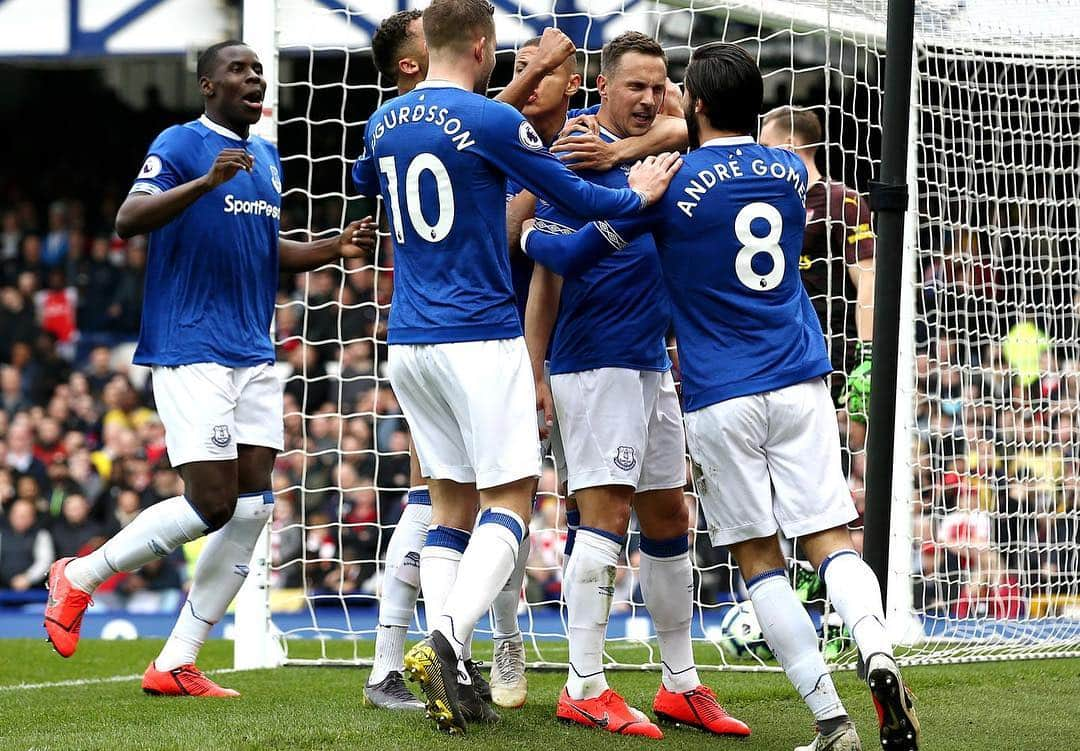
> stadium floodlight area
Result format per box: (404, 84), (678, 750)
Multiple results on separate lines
(233, 0), (1080, 672)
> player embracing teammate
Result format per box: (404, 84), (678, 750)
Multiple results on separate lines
(523, 42), (922, 751)
(352, 0), (679, 735)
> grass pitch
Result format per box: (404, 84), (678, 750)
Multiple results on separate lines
(1, 639), (1077, 750)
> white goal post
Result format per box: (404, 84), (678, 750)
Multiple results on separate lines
(232, 0), (1080, 671)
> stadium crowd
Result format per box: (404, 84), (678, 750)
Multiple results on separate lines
(2, 162), (1077, 624)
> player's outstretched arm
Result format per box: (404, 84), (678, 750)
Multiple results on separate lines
(496, 28), (575, 112)
(552, 115), (688, 173)
(521, 215), (640, 279)
(279, 217), (377, 272)
(116, 148), (253, 238)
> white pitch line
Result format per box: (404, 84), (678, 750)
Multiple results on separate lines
(0, 668), (243, 692)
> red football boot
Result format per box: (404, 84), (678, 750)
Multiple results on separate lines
(557, 687), (663, 739)
(43, 557), (93, 658)
(142, 662), (240, 697)
(653, 684), (751, 737)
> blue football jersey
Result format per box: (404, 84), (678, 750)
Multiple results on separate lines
(129, 116), (282, 367)
(533, 126), (671, 375)
(351, 82), (646, 346)
(524, 136), (831, 411)
(503, 107), (602, 325)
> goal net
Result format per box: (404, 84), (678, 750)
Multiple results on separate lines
(236, 0), (1080, 670)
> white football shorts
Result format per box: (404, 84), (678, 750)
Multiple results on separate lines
(684, 377), (857, 547)
(152, 362), (284, 467)
(388, 337), (542, 490)
(550, 367), (686, 494)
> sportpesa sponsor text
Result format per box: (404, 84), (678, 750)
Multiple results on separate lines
(224, 194), (281, 219)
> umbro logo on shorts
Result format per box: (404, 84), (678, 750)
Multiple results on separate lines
(404, 551), (420, 569)
(210, 425), (232, 448)
(613, 446), (637, 471)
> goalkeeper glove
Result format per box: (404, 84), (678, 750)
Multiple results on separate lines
(842, 341), (872, 423)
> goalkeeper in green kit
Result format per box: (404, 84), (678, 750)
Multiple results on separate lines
(759, 106), (875, 423)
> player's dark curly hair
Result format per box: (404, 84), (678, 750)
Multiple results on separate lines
(371, 10), (423, 84)
(197, 39), (248, 81)
(684, 42), (763, 136)
(600, 31), (666, 76)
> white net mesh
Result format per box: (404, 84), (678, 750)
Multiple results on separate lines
(257, 0), (1080, 668)
(906, 23), (1080, 662)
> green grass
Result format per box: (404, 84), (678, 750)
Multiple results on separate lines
(1, 640), (1078, 750)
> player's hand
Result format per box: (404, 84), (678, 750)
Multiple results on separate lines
(841, 342), (872, 423)
(337, 216), (377, 259)
(533, 27), (576, 74)
(559, 113), (600, 138)
(660, 79), (684, 118)
(202, 148), (254, 189)
(552, 130), (619, 172)
(627, 152), (683, 206)
(536, 378), (555, 439)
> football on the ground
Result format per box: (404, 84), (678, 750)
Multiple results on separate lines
(719, 602), (774, 661)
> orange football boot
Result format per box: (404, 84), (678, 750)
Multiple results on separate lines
(43, 557), (93, 658)
(142, 662), (240, 697)
(653, 684), (751, 736)
(556, 687), (663, 739)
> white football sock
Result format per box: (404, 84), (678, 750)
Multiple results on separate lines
(748, 570), (846, 721)
(639, 535), (699, 693)
(420, 525), (470, 631)
(820, 549), (894, 663)
(65, 495), (208, 593)
(436, 508), (525, 665)
(155, 491), (273, 672)
(564, 527), (622, 700)
(491, 535), (530, 640)
(371, 625), (407, 684)
(370, 487), (431, 683)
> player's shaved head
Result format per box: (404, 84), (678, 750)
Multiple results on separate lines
(371, 10), (423, 84)
(197, 39), (249, 81)
(761, 106), (823, 149)
(422, 0), (496, 54)
(684, 42), (762, 144)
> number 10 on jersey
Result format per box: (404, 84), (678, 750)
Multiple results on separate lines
(378, 154), (456, 244)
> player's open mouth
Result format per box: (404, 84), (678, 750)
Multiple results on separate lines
(631, 112), (651, 125)
(242, 91), (264, 111)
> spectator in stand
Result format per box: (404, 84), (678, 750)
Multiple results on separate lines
(42, 201), (71, 269)
(35, 269), (78, 360)
(50, 493), (107, 558)
(82, 345), (114, 399)
(269, 491), (303, 589)
(0, 210), (21, 267)
(30, 332), (72, 407)
(0, 286), (39, 364)
(108, 238), (146, 339)
(74, 236), (121, 345)
(101, 375), (155, 432)
(0, 498), (54, 590)
(0, 365), (31, 417)
(6, 421), (48, 489)
(19, 236), (46, 289)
